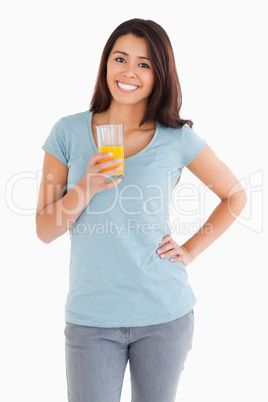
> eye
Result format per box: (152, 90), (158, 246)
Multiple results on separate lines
(139, 62), (150, 69)
(115, 57), (126, 63)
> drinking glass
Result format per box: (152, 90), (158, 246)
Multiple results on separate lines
(96, 124), (124, 183)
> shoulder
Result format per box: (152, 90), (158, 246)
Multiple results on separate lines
(51, 110), (91, 144)
(157, 123), (184, 145)
(157, 122), (202, 141)
(158, 122), (183, 136)
(46, 111), (90, 150)
(59, 110), (91, 129)
(157, 122), (207, 166)
(157, 122), (206, 145)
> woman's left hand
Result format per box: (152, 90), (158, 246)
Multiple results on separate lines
(156, 235), (192, 267)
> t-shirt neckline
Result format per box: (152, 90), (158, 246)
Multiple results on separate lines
(87, 110), (160, 162)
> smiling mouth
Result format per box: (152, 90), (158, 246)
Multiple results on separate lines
(116, 81), (139, 92)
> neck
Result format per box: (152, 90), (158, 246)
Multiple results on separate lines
(98, 100), (153, 132)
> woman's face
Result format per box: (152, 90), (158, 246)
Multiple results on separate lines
(106, 34), (155, 108)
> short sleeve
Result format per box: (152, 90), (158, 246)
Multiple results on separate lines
(181, 124), (207, 166)
(42, 119), (68, 166)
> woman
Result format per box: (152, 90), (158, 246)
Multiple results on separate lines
(36, 19), (247, 402)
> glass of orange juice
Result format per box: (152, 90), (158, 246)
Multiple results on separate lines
(96, 124), (124, 183)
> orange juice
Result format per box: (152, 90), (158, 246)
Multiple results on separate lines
(98, 146), (124, 176)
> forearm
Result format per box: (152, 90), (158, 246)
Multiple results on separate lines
(182, 191), (247, 262)
(36, 175), (94, 244)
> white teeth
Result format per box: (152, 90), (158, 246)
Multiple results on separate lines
(117, 81), (139, 91)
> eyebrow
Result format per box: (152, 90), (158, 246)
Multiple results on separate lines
(112, 50), (150, 61)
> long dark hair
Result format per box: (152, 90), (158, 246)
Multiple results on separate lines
(90, 18), (193, 128)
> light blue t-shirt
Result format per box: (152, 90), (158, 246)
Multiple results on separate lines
(42, 110), (207, 327)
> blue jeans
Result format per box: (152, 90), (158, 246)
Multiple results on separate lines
(65, 310), (194, 402)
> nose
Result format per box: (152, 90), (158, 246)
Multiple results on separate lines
(122, 63), (137, 79)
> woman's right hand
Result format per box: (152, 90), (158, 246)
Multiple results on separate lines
(36, 151), (122, 243)
(85, 152), (123, 195)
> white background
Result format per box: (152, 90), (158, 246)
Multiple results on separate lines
(1, 0), (267, 401)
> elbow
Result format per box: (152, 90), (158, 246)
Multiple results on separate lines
(241, 189), (248, 209)
(36, 228), (53, 244)
(236, 188), (248, 211)
(36, 216), (54, 244)
(228, 188), (248, 217)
